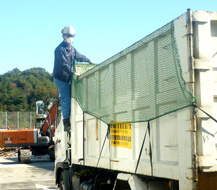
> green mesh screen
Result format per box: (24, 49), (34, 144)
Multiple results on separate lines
(72, 21), (194, 124)
(75, 63), (96, 75)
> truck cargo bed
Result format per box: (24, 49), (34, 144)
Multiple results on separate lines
(55, 10), (217, 190)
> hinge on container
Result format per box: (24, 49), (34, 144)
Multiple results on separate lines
(192, 12), (209, 23)
(78, 158), (84, 162)
(194, 59), (210, 70)
(186, 130), (196, 132)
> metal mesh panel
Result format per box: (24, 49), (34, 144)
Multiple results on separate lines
(0, 112), (6, 129)
(72, 21), (194, 124)
(0, 112), (35, 130)
(75, 64), (95, 75)
(6, 112), (17, 129)
(19, 112), (35, 129)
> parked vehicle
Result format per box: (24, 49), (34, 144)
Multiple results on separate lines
(54, 10), (217, 190)
(0, 101), (57, 163)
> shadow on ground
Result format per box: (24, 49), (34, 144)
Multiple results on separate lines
(0, 156), (54, 171)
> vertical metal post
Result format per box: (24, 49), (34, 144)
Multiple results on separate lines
(187, 8), (198, 186)
(5, 111), (7, 130)
(30, 112), (32, 129)
(83, 112), (85, 165)
(17, 111), (19, 129)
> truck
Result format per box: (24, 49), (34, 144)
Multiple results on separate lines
(54, 10), (217, 190)
(0, 100), (57, 163)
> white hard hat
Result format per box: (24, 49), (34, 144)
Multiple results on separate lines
(61, 25), (76, 36)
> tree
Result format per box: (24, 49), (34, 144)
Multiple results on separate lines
(0, 67), (58, 111)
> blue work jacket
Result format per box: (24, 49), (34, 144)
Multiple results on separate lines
(53, 41), (90, 82)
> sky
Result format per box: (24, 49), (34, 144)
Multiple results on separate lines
(0, 0), (217, 75)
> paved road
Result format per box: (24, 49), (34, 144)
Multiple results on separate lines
(0, 156), (59, 190)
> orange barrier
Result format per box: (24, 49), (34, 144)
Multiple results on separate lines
(0, 129), (37, 147)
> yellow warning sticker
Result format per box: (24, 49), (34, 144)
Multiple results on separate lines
(110, 122), (132, 149)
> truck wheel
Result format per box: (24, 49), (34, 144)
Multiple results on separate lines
(59, 173), (66, 190)
(59, 170), (70, 190)
(18, 149), (21, 163)
(49, 149), (55, 161)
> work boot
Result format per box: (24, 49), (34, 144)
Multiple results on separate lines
(63, 118), (71, 132)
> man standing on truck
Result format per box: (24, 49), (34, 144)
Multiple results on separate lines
(53, 25), (93, 131)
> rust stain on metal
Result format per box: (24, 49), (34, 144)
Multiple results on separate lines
(110, 160), (119, 163)
(96, 119), (99, 141)
(185, 176), (193, 180)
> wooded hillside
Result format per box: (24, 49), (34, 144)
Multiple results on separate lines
(0, 68), (58, 111)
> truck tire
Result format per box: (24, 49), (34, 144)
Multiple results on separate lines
(49, 149), (55, 161)
(59, 173), (66, 190)
(59, 170), (70, 190)
(18, 149), (21, 163)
